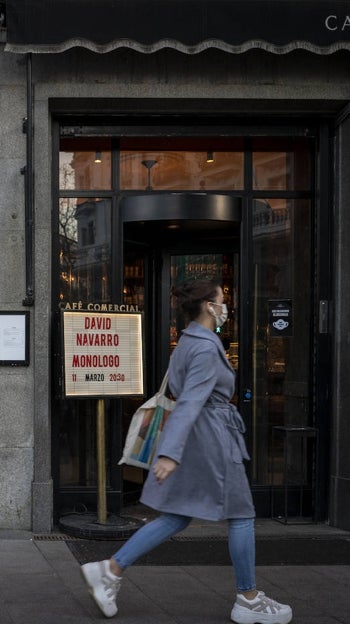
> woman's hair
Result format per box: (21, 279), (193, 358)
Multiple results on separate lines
(172, 279), (220, 320)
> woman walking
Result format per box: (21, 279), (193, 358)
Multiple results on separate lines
(81, 279), (293, 624)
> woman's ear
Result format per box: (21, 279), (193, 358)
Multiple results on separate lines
(201, 300), (210, 315)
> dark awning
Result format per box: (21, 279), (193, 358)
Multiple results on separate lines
(5, 0), (350, 54)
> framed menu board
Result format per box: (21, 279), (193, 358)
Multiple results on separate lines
(0, 311), (30, 366)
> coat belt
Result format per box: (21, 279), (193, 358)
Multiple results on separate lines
(205, 400), (250, 461)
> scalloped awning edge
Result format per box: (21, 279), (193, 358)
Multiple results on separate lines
(5, 38), (350, 55)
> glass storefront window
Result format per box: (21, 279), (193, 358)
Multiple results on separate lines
(54, 130), (315, 515)
(251, 198), (311, 486)
(120, 137), (244, 191)
(252, 138), (311, 191)
(59, 197), (112, 306)
(58, 195), (112, 488)
(60, 138), (112, 190)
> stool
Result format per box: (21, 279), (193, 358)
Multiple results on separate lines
(271, 426), (318, 524)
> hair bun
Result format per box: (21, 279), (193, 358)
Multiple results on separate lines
(171, 279), (220, 319)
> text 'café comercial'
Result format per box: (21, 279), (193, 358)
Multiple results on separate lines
(0, 0), (350, 534)
(60, 302), (140, 312)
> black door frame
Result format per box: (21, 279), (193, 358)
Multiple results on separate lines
(52, 116), (331, 520)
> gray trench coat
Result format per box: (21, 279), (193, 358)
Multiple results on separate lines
(140, 321), (255, 521)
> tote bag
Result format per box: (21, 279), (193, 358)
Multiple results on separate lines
(118, 370), (175, 470)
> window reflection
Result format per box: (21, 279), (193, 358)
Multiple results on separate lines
(252, 198), (291, 241)
(59, 197), (111, 304)
(60, 138), (112, 190)
(120, 137), (244, 191)
(121, 150), (244, 190)
(252, 138), (311, 191)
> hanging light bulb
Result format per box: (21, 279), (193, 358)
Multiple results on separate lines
(206, 150), (214, 163)
(94, 151), (102, 163)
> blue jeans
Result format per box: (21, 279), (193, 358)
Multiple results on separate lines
(113, 513), (256, 592)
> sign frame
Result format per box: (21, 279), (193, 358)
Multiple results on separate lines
(62, 310), (145, 398)
(0, 311), (30, 366)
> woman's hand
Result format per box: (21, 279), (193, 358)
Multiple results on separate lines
(153, 457), (177, 484)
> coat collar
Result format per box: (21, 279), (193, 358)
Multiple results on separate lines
(182, 321), (233, 372)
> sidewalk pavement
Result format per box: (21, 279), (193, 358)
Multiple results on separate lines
(1, 529), (350, 624)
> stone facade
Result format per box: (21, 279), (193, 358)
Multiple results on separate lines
(0, 43), (350, 531)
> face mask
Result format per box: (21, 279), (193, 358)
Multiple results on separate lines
(209, 302), (228, 332)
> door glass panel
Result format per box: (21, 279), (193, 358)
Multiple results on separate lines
(169, 253), (239, 371)
(252, 138), (311, 191)
(60, 138), (112, 190)
(251, 199), (311, 486)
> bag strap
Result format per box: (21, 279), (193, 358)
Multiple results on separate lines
(158, 369), (169, 396)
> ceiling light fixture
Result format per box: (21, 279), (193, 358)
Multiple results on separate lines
(141, 159), (157, 190)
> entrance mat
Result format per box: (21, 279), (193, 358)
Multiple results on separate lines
(66, 536), (350, 566)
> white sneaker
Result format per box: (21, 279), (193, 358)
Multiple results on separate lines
(231, 591), (292, 624)
(81, 559), (121, 618)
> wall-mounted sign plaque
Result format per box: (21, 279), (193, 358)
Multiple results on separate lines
(0, 311), (30, 366)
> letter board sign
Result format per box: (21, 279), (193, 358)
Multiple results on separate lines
(62, 311), (144, 397)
